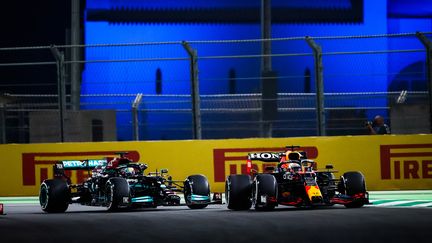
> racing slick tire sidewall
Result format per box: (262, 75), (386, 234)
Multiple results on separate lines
(253, 174), (278, 211)
(225, 175), (252, 210)
(39, 179), (69, 213)
(184, 174), (210, 209)
(341, 171), (367, 208)
(105, 177), (130, 211)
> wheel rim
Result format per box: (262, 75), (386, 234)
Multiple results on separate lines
(253, 181), (259, 207)
(185, 182), (191, 205)
(186, 193), (191, 205)
(39, 185), (49, 209)
(106, 183), (114, 209)
(225, 180), (230, 205)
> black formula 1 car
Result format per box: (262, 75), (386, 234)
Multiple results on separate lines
(225, 146), (369, 210)
(39, 152), (211, 213)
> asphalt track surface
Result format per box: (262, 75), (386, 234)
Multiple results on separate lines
(1, 203), (432, 243)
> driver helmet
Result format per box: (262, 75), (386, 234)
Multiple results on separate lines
(121, 167), (136, 177)
(280, 162), (301, 172)
(288, 163), (302, 172)
(91, 165), (103, 177)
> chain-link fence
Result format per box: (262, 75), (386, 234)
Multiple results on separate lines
(0, 32), (431, 143)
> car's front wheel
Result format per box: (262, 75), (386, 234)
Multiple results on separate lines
(340, 171), (367, 208)
(225, 175), (252, 210)
(105, 177), (130, 211)
(184, 174), (210, 209)
(253, 174), (278, 211)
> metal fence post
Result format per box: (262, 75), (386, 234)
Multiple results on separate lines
(71, 0), (81, 111)
(416, 32), (432, 133)
(182, 41), (202, 139)
(260, 0), (274, 138)
(0, 104), (5, 144)
(261, 0), (272, 72)
(132, 93), (143, 141)
(0, 93), (13, 144)
(306, 36), (326, 136)
(51, 46), (66, 142)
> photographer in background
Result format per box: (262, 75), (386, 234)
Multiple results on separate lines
(366, 115), (391, 135)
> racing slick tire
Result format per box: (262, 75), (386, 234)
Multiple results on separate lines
(341, 171), (367, 208)
(105, 177), (130, 211)
(39, 179), (70, 213)
(225, 175), (252, 210)
(184, 175), (210, 209)
(253, 174), (278, 211)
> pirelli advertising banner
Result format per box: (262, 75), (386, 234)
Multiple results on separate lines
(0, 134), (431, 196)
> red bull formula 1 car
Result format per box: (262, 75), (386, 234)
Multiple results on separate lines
(39, 152), (211, 213)
(225, 146), (369, 210)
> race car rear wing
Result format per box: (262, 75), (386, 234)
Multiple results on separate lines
(247, 151), (308, 162)
(246, 152), (310, 174)
(57, 159), (107, 170)
(247, 152), (283, 162)
(246, 153), (280, 174)
(52, 159), (107, 181)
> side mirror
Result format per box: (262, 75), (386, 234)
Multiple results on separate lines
(161, 168), (169, 174)
(140, 163), (148, 170)
(325, 164), (334, 170)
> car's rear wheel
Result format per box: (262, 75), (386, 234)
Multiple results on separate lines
(253, 174), (278, 211)
(105, 177), (130, 211)
(225, 175), (252, 210)
(39, 179), (70, 213)
(184, 175), (210, 209)
(340, 171), (367, 208)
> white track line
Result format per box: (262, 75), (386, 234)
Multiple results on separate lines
(409, 202), (432, 207)
(372, 200), (422, 207)
(369, 190), (432, 194)
(369, 199), (388, 203)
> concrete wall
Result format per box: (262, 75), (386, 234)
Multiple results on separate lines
(29, 110), (117, 142)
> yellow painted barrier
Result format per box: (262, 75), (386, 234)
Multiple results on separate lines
(0, 134), (431, 196)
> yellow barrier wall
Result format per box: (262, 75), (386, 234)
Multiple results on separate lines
(0, 134), (431, 196)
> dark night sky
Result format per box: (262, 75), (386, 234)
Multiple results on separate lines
(0, 2), (79, 95)
(0, 1), (70, 47)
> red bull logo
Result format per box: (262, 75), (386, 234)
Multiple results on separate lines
(305, 185), (322, 201)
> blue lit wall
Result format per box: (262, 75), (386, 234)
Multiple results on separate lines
(86, 0), (353, 9)
(387, 0), (432, 92)
(82, 0), (430, 140)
